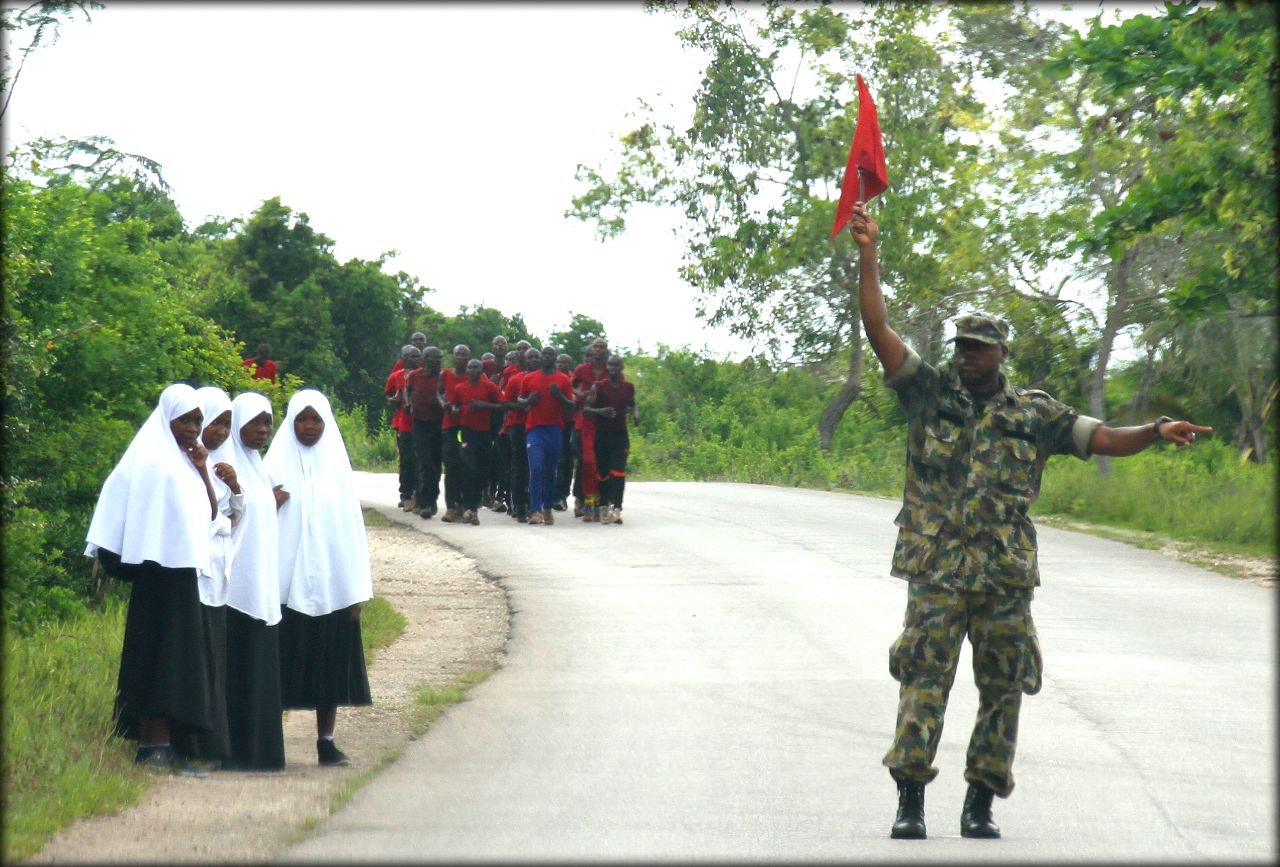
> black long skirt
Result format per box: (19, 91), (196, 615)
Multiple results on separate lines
(278, 604), (372, 709)
(224, 607), (286, 770)
(173, 603), (231, 761)
(101, 551), (217, 752)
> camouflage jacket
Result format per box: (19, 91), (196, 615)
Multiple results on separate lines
(885, 347), (1102, 596)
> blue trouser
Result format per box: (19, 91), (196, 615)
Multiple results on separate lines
(525, 424), (562, 513)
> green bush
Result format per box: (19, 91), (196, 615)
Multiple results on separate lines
(332, 404), (398, 471)
(1035, 437), (1276, 553)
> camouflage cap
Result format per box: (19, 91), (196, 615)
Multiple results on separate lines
(949, 312), (1009, 345)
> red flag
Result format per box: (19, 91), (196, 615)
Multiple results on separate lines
(830, 73), (889, 238)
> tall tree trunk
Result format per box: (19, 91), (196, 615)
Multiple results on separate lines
(1128, 343), (1158, 425)
(818, 256), (863, 452)
(1086, 252), (1135, 478)
(819, 317), (863, 451)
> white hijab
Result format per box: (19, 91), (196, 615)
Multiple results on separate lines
(84, 383), (212, 571)
(224, 392), (283, 625)
(264, 389), (371, 616)
(195, 386), (237, 606)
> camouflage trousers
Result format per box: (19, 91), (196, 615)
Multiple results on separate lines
(882, 582), (1042, 797)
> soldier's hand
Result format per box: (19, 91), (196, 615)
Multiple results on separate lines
(1160, 419), (1213, 447)
(847, 202), (878, 250)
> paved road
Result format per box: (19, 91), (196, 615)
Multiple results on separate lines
(283, 477), (1275, 862)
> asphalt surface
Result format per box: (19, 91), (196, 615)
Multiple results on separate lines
(282, 476), (1276, 862)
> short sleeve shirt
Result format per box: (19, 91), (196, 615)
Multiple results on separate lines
(384, 368), (412, 432)
(520, 370), (573, 430)
(885, 346), (1102, 596)
(452, 378), (502, 431)
(572, 362), (607, 431)
(404, 368), (443, 423)
(440, 369), (468, 429)
(591, 379), (634, 433)
(501, 371), (527, 433)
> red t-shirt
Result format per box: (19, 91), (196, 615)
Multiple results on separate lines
(501, 371), (527, 434)
(591, 379), (635, 432)
(450, 378), (503, 431)
(519, 369), (573, 430)
(439, 368), (468, 429)
(404, 368), (443, 423)
(242, 357), (278, 382)
(571, 361), (608, 430)
(384, 368), (412, 432)
(499, 363), (521, 390)
(482, 357), (502, 380)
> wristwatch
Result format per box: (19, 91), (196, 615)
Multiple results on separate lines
(1152, 415), (1173, 440)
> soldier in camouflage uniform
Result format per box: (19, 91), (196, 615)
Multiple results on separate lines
(844, 201), (1211, 841)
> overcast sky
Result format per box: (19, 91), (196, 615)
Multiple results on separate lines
(4, 2), (1156, 359)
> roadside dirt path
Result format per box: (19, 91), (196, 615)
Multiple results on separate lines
(28, 520), (509, 863)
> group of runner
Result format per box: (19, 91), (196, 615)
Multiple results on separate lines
(385, 334), (638, 527)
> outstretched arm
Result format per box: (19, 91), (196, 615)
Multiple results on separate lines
(848, 202), (908, 377)
(1090, 418), (1213, 457)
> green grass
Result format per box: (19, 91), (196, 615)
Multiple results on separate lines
(1033, 439), (1276, 556)
(359, 596), (406, 668)
(362, 506), (392, 527)
(407, 670), (492, 737)
(3, 589), (408, 862)
(1, 601), (148, 862)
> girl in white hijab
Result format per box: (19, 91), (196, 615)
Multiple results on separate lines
(167, 385), (244, 766)
(219, 391), (287, 771)
(84, 383), (220, 775)
(265, 388), (372, 766)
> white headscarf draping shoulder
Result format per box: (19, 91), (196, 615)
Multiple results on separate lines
(223, 391), (282, 625)
(195, 386), (236, 604)
(263, 389), (371, 616)
(84, 383), (212, 570)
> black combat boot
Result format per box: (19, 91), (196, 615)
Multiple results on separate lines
(890, 779), (927, 839)
(960, 782), (1001, 838)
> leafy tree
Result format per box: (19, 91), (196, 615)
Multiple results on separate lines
(1043, 0), (1278, 461)
(1, 167), (244, 630)
(424, 305), (534, 359)
(569, 2), (1023, 449)
(183, 197), (420, 425)
(548, 312), (606, 363)
(1, 1), (100, 122)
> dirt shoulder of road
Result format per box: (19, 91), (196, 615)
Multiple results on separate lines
(1034, 514), (1277, 588)
(26, 517), (509, 864)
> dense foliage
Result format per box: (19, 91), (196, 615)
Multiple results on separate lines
(2, 1), (1274, 636)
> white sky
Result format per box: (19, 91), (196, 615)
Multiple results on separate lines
(3, 2), (1157, 360)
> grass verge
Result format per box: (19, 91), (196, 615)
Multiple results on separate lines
(4, 585), (407, 863)
(1, 601), (145, 863)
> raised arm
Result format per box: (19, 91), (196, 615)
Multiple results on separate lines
(847, 202), (908, 378)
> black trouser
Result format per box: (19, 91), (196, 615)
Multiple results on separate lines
(460, 428), (493, 511)
(491, 412), (508, 506)
(595, 429), (630, 508)
(569, 427), (583, 502)
(412, 418), (442, 510)
(441, 426), (463, 510)
(507, 426), (528, 512)
(556, 424), (575, 502)
(396, 429), (416, 501)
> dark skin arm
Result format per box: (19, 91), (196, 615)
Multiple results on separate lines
(847, 203), (1214, 455)
(1090, 419), (1212, 456)
(846, 202), (908, 378)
